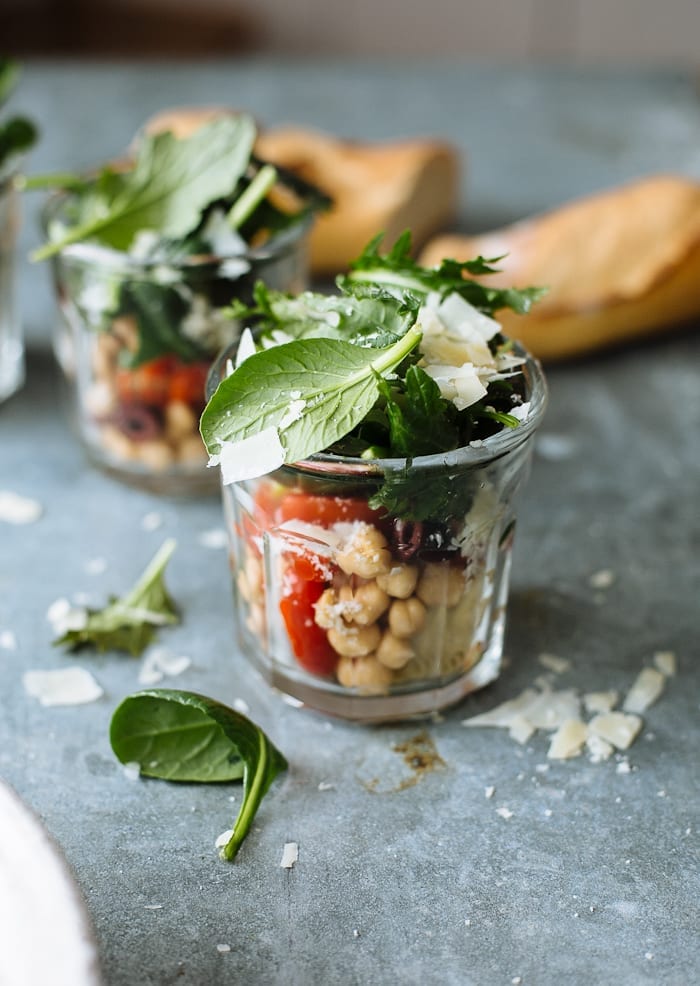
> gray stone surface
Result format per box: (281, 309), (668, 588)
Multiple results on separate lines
(1, 61), (699, 985)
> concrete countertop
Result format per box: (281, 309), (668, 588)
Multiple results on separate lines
(1, 60), (699, 986)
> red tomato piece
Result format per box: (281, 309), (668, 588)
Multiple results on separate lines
(279, 570), (337, 677)
(115, 355), (176, 407)
(277, 492), (384, 528)
(168, 361), (210, 408)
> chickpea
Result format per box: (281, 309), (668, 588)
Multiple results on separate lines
(99, 424), (137, 462)
(244, 554), (264, 604)
(327, 622), (381, 658)
(84, 380), (117, 418)
(338, 581), (390, 626)
(165, 400), (198, 443)
(335, 523), (392, 579)
(416, 562), (464, 608)
(376, 564), (419, 599)
(91, 332), (121, 380)
(336, 655), (393, 691)
(245, 601), (265, 637)
(313, 587), (344, 630)
(388, 596), (426, 638)
(176, 434), (208, 466)
(136, 439), (175, 472)
(376, 631), (414, 670)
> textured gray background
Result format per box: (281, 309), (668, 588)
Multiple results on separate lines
(1, 61), (699, 985)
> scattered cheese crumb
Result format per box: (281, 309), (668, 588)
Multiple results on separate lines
(589, 569), (615, 590)
(653, 650), (677, 677)
(353, 929), (361, 939)
(0, 630), (17, 650)
(536, 433), (576, 461)
(46, 597), (88, 636)
(233, 698), (250, 715)
(144, 904), (163, 910)
(538, 652), (571, 674)
(484, 786), (495, 800)
(588, 712), (642, 750)
(318, 781), (335, 792)
(616, 760), (632, 775)
(547, 719), (588, 760)
(84, 557), (107, 576)
(280, 842), (299, 868)
(645, 953), (654, 961)
(623, 668), (665, 714)
(0, 490), (43, 524)
(586, 734), (615, 763)
(138, 647), (191, 686)
(496, 807), (513, 820)
(141, 511), (163, 531)
(215, 829), (234, 849)
(122, 761), (141, 781)
(23, 667), (103, 706)
(583, 690), (619, 715)
(544, 809), (553, 817)
(197, 528), (228, 550)
(512, 978), (523, 985)
(216, 944), (231, 954)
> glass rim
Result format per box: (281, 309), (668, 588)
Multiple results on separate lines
(39, 189), (314, 273)
(207, 338), (549, 475)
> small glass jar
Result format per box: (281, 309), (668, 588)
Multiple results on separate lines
(46, 202), (311, 494)
(210, 346), (547, 722)
(0, 172), (23, 403)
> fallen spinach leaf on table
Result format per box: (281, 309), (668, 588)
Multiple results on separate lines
(54, 538), (179, 657)
(109, 689), (288, 861)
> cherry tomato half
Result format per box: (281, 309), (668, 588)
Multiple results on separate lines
(115, 355), (176, 408)
(168, 361), (210, 408)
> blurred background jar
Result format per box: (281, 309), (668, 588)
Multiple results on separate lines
(46, 212), (311, 494)
(0, 170), (23, 403)
(210, 344), (548, 722)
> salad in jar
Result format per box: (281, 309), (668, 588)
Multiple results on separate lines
(31, 114), (325, 492)
(201, 234), (548, 719)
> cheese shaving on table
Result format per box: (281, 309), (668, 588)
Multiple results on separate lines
(588, 712), (642, 750)
(23, 667), (104, 706)
(653, 650), (677, 677)
(280, 842), (299, 869)
(583, 690), (619, 714)
(0, 491), (43, 524)
(46, 598), (88, 636)
(623, 668), (666, 713)
(547, 719), (588, 760)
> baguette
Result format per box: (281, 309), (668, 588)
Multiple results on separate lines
(419, 175), (700, 360)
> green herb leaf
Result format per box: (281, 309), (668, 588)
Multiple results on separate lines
(343, 231), (545, 315)
(109, 689), (288, 861)
(0, 61), (37, 170)
(200, 326), (422, 465)
(116, 281), (205, 368)
(55, 539), (179, 656)
(32, 115), (257, 260)
(375, 365), (459, 458)
(0, 60), (19, 107)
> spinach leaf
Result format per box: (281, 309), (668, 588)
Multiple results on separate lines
(32, 115), (256, 260)
(0, 60), (37, 171)
(116, 280), (206, 368)
(200, 326), (423, 466)
(109, 689), (288, 861)
(55, 539), (179, 656)
(343, 231), (546, 315)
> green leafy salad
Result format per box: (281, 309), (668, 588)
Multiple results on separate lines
(201, 231), (545, 515)
(0, 60), (37, 177)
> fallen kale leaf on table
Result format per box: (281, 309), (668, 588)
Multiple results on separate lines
(110, 689), (288, 861)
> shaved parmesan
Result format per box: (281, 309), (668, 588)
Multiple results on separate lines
(538, 653), (571, 674)
(0, 491), (43, 524)
(211, 427), (285, 484)
(197, 528), (228, 550)
(235, 327), (256, 367)
(280, 842), (298, 868)
(215, 829), (234, 849)
(653, 650), (677, 677)
(623, 668), (665, 714)
(509, 716), (535, 745)
(588, 712), (642, 750)
(589, 569), (615, 590)
(496, 807), (513, 820)
(138, 647), (191, 686)
(437, 292), (501, 342)
(547, 719), (588, 760)
(23, 667), (103, 706)
(583, 690), (619, 714)
(0, 630), (17, 650)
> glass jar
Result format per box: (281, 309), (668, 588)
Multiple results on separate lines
(46, 201), (311, 494)
(210, 346), (548, 722)
(0, 172), (23, 403)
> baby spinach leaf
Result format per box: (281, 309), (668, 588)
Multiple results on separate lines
(55, 539), (179, 656)
(109, 689), (288, 861)
(200, 326), (423, 466)
(33, 115), (256, 260)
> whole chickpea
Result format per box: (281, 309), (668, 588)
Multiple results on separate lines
(327, 622), (381, 658)
(376, 631), (414, 670)
(376, 563), (419, 599)
(416, 562), (464, 608)
(339, 581), (390, 626)
(336, 655), (393, 691)
(335, 523), (392, 579)
(388, 596), (426, 638)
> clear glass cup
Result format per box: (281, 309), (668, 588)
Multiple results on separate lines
(209, 345), (548, 722)
(0, 172), (23, 403)
(45, 200), (311, 494)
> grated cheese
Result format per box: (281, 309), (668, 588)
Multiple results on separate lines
(496, 807), (513, 820)
(586, 734), (615, 763)
(0, 630), (17, 650)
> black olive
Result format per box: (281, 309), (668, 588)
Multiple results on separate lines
(111, 403), (163, 442)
